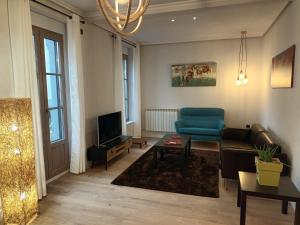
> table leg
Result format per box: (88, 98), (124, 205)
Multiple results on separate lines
(160, 149), (165, 161)
(237, 180), (241, 207)
(188, 138), (191, 156)
(153, 147), (158, 168)
(282, 200), (288, 214)
(240, 192), (247, 225)
(295, 201), (300, 225)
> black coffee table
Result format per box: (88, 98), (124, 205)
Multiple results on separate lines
(153, 134), (191, 168)
(238, 171), (300, 225)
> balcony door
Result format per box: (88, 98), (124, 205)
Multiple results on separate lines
(33, 26), (69, 179)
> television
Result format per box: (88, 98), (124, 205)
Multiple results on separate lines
(98, 111), (122, 145)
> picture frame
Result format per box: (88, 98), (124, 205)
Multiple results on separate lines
(271, 45), (296, 89)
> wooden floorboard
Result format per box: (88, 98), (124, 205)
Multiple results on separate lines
(33, 143), (295, 225)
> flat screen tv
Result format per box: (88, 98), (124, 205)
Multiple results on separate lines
(98, 111), (122, 145)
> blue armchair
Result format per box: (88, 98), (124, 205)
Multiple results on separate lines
(175, 108), (225, 141)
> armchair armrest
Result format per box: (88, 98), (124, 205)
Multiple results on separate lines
(221, 127), (250, 141)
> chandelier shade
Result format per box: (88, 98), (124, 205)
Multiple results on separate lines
(96, 0), (150, 36)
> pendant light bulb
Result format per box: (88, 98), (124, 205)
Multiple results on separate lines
(239, 71), (245, 80)
(235, 79), (242, 86)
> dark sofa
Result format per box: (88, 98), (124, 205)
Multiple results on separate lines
(220, 124), (289, 180)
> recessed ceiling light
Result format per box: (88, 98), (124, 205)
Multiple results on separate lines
(193, 16), (197, 21)
(171, 18), (176, 22)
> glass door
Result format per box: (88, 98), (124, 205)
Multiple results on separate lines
(33, 26), (69, 179)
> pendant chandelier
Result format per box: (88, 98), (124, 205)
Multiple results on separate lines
(96, 0), (150, 36)
(235, 31), (248, 86)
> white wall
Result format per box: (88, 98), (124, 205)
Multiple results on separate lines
(82, 23), (115, 146)
(262, 1), (300, 190)
(140, 38), (264, 128)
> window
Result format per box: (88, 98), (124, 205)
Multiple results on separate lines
(123, 54), (130, 122)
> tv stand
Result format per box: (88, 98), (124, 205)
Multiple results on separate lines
(87, 136), (132, 170)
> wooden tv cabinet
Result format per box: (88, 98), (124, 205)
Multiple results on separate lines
(87, 136), (132, 170)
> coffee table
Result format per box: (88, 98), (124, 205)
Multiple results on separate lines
(238, 171), (300, 225)
(153, 134), (191, 168)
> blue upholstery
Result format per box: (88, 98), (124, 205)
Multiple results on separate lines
(175, 108), (225, 141)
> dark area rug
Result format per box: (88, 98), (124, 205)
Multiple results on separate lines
(112, 147), (220, 198)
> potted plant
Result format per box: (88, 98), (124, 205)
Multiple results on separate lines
(255, 145), (283, 187)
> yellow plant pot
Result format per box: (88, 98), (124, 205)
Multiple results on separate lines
(255, 157), (283, 187)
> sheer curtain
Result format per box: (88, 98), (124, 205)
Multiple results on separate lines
(114, 35), (127, 135)
(132, 44), (142, 138)
(67, 14), (86, 174)
(0, 0), (47, 204)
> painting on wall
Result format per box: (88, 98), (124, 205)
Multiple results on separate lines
(271, 45), (296, 88)
(171, 62), (217, 87)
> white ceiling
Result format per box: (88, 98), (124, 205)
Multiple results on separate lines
(56, 0), (290, 44)
(61, 0), (186, 12)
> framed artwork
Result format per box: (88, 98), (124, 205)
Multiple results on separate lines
(171, 62), (217, 87)
(271, 45), (296, 88)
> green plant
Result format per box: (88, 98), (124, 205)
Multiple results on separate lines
(255, 145), (278, 162)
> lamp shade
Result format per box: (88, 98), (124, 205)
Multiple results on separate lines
(0, 98), (38, 225)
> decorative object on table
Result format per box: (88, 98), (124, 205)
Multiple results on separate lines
(112, 148), (220, 198)
(164, 139), (182, 145)
(271, 45), (296, 88)
(235, 31), (249, 86)
(164, 134), (183, 145)
(0, 99), (38, 224)
(96, 0), (150, 36)
(171, 62), (217, 87)
(255, 145), (283, 187)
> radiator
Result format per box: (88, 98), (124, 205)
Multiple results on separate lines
(145, 109), (178, 132)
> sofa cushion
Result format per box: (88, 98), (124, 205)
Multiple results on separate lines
(178, 127), (220, 136)
(179, 119), (221, 129)
(221, 140), (254, 151)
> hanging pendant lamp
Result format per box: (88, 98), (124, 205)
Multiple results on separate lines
(235, 31), (248, 86)
(96, 0), (150, 36)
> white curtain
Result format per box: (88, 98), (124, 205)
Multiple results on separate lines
(132, 44), (142, 138)
(67, 15), (86, 174)
(0, 0), (47, 201)
(114, 35), (127, 135)
(0, 3), (47, 220)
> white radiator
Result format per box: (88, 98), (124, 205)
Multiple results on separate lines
(145, 109), (178, 132)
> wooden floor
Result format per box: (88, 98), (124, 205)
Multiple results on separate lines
(33, 143), (295, 225)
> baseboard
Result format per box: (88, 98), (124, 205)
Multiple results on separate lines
(46, 170), (69, 184)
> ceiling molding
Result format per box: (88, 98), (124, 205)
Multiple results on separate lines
(83, 0), (283, 21)
(47, 0), (83, 16)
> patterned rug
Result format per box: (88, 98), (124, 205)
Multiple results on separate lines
(112, 147), (220, 198)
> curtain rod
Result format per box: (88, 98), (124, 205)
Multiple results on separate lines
(90, 23), (137, 48)
(31, 0), (85, 24)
